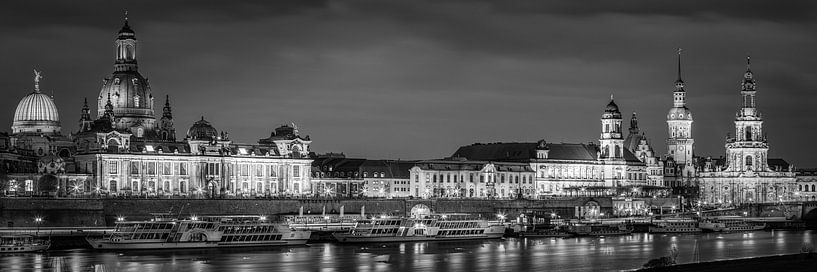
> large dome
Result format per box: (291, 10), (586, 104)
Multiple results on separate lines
(97, 71), (154, 119)
(12, 91), (61, 134)
(187, 117), (218, 140)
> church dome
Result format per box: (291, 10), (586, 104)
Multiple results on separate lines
(97, 71), (154, 119)
(667, 107), (693, 120)
(601, 98), (622, 119)
(12, 78), (61, 134)
(605, 100), (620, 113)
(187, 117), (218, 140)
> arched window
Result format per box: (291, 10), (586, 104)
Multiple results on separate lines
(110, 180), (118, 192)
(615, 145), (621, 158)
(812, 184), (816, 192)
(746, 155), (753, 170)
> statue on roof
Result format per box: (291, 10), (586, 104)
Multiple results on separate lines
(33, 69), (43, 92)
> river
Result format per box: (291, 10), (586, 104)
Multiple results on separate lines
(2, 230), (815, 272)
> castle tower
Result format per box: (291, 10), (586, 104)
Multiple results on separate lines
(666, 49), (695, 177)
(725, 56), (769, 172)
(600, 96), (624, 159)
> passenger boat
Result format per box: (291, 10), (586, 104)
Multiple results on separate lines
(0, 234), (50, 253)
(698, 217), (766, 232)
(333, 214), (506, 243)
(568, 223), (632, 237)
(86, 215), (310, 250)
(649, 219), (701, 233)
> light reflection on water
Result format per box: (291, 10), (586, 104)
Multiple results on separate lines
(2, 231), (816, 272)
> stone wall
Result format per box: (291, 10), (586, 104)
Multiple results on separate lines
(1, 197), (626, 227)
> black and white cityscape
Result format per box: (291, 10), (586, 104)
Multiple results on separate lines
(1, 1), (816, 271)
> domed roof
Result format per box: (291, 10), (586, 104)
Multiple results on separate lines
(605, 100), (620, 113)
(97, 71), (154, 119)
(601, 97), (622, 119)
(12, 90), (61, 134)
(187, 117), (218, 140)
(667, 107), (693, 120)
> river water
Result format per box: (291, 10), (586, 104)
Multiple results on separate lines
(2, 230), (815, 272)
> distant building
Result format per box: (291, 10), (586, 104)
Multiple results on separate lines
(795, 168), (817, 201)
(309, 156), (414, 198)
(449, 98), (651, 198)
(409, 159), (534, 198)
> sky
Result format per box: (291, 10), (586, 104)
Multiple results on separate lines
(1, 0), (816, 166)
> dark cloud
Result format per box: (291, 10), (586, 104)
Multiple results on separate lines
(1, 0), (816, 166)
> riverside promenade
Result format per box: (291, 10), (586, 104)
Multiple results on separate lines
(639, 253), (817, 272)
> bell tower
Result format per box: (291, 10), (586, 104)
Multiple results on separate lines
(600, 95), (624, 159)
(725, 56), (769, 172)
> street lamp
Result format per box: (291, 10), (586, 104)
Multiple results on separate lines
(34, 217), (43, 235)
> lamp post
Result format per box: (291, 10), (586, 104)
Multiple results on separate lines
(34, 217), (42, 236)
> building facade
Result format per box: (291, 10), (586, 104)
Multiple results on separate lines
(697, 57), (796, 204)
(2, 17), (313, 197)
(409, 159), (535, 199)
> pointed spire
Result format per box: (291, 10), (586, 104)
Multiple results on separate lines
(119, 10), (133, 34)
(104, 93), (114, 115)
(742, 55), (756, 92)
(746, 55), (751, 71)
(674, 48), (685, 91)
(33, 69), (42, 93)
(162, 95), (172, 119)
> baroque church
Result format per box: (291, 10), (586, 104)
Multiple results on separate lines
(1, 17), (314, 197)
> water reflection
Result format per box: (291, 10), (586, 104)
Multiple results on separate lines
(2, 231), (817, 272)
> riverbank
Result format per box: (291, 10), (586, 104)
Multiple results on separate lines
(638, 253), (817, 272)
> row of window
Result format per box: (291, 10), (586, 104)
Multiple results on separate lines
(107, 161), (302, 178)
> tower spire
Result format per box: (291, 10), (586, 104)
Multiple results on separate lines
(163, 95), (172, 119)
(675, 48), (685, 91)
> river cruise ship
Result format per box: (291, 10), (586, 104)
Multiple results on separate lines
(86, 215), (310, 250)
(649, 219), (702, 233)
(333, 214), (505, 243)
(0, 234), (50, 253)
(568, 223), (632, 237)
(698, 217), (766, 232)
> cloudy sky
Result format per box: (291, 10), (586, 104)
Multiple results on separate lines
(1, 0), (816, 165)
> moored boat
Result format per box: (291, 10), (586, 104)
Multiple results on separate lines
(698, 217), (765, 233)
(333, 214), (505, 243)
(0, 234), (50, 253)
(568, 223), (632, 237)
(649, 219), (701, 233)
(86, 215), (310, 250)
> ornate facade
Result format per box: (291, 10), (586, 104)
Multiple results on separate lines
(697, 57), (796, 204)
(2, 17), (313, 197)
